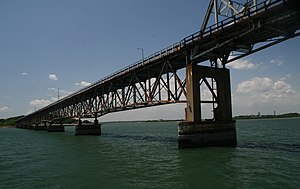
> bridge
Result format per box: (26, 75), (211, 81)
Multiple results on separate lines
(16, 0), (300, 148)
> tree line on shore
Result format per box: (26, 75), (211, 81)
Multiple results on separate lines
(233, 113), (300, 120)
(0, 116), (24, 127)
(1, 113), (300, 127)
(0, 116), (77, 127)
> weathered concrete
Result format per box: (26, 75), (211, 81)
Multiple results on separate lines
(178, 121), (237, 148)
(185, 64), (233, 122)
(75, 120), (101, 136)
(47, 123), (65, 132)
(180, 64), (236, 148)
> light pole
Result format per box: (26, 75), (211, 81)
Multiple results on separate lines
(57, 88), (60, 101)
(137, 48), (144, 63)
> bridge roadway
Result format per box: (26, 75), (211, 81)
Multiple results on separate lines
(16, 0), (300, 148)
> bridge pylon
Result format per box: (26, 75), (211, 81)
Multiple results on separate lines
(75, 118), (101, 136)
(47, 122), (65, 132)
(178, 63), (236, 148)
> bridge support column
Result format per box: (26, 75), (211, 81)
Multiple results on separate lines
(75, 119), (101, 136)
(34, 122), (47, 130)
(178, 64), (236, 148)
(47, 122), (65, 132)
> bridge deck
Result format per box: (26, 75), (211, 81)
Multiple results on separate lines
(17, 0), (300, 124)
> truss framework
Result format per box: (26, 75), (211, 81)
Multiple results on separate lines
(16, 0), (300, 126)
(24, 61), (187, 124)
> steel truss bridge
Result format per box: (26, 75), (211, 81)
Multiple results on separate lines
(16, 0), (300, 147)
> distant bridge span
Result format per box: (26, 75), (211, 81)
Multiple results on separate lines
(17, 0), (300, 148)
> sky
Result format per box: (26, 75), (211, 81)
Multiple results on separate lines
(0, 0), (300, 121)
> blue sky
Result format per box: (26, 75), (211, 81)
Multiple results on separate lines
(0, 0), (299, 120)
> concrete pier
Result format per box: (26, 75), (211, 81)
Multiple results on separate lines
(178, 121), (237, 148)
(33, 126), (47, 130)
(33, 123), (47, 130)
(75, 119), (101, 136)
(179, 64), (237, 148)
(47, 123), (65, 132)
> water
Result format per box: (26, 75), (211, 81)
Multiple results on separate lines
(1, 118), (300, 189)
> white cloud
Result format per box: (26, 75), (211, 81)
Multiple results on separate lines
(47, 87), (58, 91)
(227, 59), (257, 70)
(236, 77), (296, 100)
(49, 74), (58, 81)
(47, 88), (72, 95)
(270, 59), (284, 66)
(46, 88), (73, 102)
(237, 77), (273, 93)
(22, 72), (28, 76)
(0, 106), (10, 112)
(75, 81), (91, 87)
(232, 77), (300, 115)
(30, 99), (52, 108)
(280, 74), (291, 81)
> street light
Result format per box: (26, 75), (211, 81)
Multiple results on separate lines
(137, 48), (144, 63)
(57, 88), (60, 101)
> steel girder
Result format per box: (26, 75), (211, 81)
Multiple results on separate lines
(16, 0), (300, 126)
(33, 61), (187, 123)
(201, 0), (275, 31)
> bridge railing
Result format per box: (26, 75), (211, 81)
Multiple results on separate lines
(20, 0), (286, 122)
(68, 0), (284, 97)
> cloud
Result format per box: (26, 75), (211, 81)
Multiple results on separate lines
(227, 59), (257, 70)
(30, 99), (52, 108)
(47, 88), (72, 95)
(28, 88), (74, 112)
(270, 59), (284, 66)
(49, 74), (58, 81)
(75, 81), (91, 87)
(0, 106), (10, 112)
(236, 77), (295, 99)
(47, 88), (73, 100)
(237, 77), (273, 93)
(232, 76), (300, 115)
(22, 72), (28, 76)
(280, 74), (291, 81)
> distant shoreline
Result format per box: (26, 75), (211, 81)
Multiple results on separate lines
(103, 119), (184, 124)
(0, 125), (15, 128)
(1, 113), (300, 127)
(233, 113), (300, 120)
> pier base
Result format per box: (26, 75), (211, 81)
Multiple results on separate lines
(33, 125), (47, 130)
(47, 123), (65, 132)
(75, 120), (101, 136)
(178, 121), (237, 148)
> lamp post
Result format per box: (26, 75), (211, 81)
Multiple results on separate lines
(57, 88), (60, 101)
(137, 48), (144, 63)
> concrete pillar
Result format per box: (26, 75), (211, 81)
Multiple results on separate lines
(33, 122), (47, 130)
(33, 126), (46, 130)
(185, 64), (201, 122)
(47, 122), (65, 132)
(75, 119), (101, 136)
(179, 64), (236, 148)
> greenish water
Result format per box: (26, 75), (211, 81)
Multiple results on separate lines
(1, 119), (300, 189)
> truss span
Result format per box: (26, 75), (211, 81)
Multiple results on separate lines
(16, 0), (300, 125)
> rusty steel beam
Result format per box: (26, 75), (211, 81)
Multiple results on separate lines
(16, 0), (300, 126)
